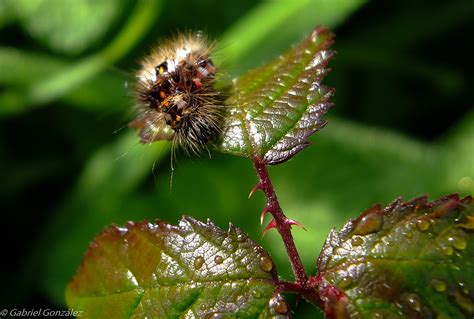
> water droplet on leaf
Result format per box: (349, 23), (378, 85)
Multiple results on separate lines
(194, 256), (205, 270)
(269, 294), (288, 314)
(455, 216), (474, 230)
(214, 255), (224, 264)
(252, 289), (261, 298)
(451, 236), (467, 251)
(351, 236), (363, 246)
(339, 276), (352, 289)
(442, 245), (454, 256)
(116, 226), (128, 235)
(259, 256), (273, 272)
(352, 205), (383, 235)
(416, 219), (430, 231)
(431, 279), (447, 292)
(458, 282), (469, 295)
(405, 293), (421, 311)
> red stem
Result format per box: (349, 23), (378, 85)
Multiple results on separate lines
(253, 157), (308, 285)
(279, 280), (323, 307)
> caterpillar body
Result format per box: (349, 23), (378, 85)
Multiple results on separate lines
(130, 32), (224, 156)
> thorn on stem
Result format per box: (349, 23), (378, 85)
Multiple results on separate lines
(288, 218), (307, 231)
(248, 183), (263, 199)
(260, 207), (271, 225)
(262, 219), (277, 237)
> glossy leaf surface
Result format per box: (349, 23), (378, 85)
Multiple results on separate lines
(219, 26), (334, 164)
(66, 216), (289, 318)
(317, 195), (474, 318)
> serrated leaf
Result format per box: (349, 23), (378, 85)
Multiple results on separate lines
(316, 195), (474, 318)
(12, 0), (121, 54)
(219, 26), (334, 165)
(66, 216), (290, 318)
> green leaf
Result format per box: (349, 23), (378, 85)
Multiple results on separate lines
(219, 26), (334, 164)
(316, 194), (474, 318)
(0, 0), (161, 116)
(66, 216), (290, 318)
(12, 0), (121, 54)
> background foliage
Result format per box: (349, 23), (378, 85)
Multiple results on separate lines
(0, 0), (472, 317)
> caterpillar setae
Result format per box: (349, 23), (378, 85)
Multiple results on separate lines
(130, 32), (224, 157)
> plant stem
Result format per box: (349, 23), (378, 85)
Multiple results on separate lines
(279, 280), (323, 307)
(252, 156), (308, 285)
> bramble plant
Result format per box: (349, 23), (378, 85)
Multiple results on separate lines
(2, 1), (473, 318)
(65, 26), (474, 319)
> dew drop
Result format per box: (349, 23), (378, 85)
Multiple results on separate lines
(214, 255), (224, 265)
(116, 226), (128, 235)
(339, 276), (352, 289)
(431, 279), (447, 292)
(252, 289), (262, 299)
(194, 256), (205, 270)
(455, 216), (474, 230)
(458, 282), (469, 295)
(373, 312), (384, 319)
(452, 236), (467, 251)
(269, 294), (288, 314)
(147, 222), (158, 233)
(259, 256), (273, 272)
(416, 219), (430, 231)
(351, 236), (363, 247)
(442, 245), (454, 256)
(405, 232), (414, 239)
(405, 293), (421, 312)
(352, 206), (383, 235)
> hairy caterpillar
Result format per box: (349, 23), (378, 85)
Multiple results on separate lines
(130, 32), (224, 157)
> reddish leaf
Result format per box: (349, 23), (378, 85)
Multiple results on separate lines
(317, 195), (474, 318)
(66, 216), (290, 318)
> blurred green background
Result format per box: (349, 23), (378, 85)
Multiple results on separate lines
(0, 0), (473, 317)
